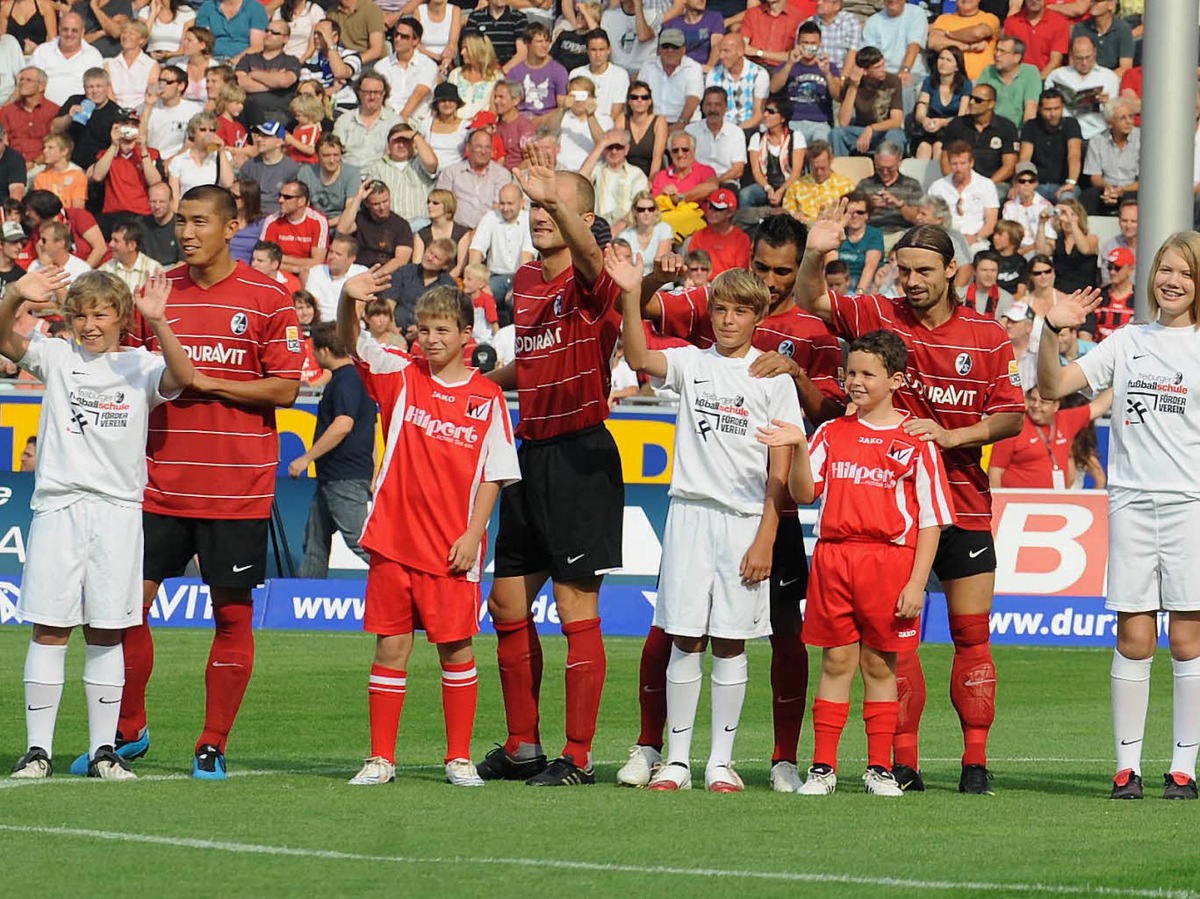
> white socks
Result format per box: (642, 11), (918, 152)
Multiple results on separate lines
(83, 642), (125, 759)
(664, 645), (703, 767)
(1111, 651), (1152, 775)
(24, 641), (67, 756)
(1170, 656), (1200, 779)
(709, 653), (748, 771)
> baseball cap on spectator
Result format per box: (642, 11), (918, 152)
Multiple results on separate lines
(659, 29), (685, 48)
(256, 121), (286, 138)
(708, 187), (737, 210)
(1000, 301), (1032, 321)
(469, 110), (498, 129)
(1107, 247), (1135, 268)
(2, 222), (26, 242)
(1014, 161), (1038, 178)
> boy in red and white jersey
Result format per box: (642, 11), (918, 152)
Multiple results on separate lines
(796, 204), (1025, 795)
(762, 330), (955, 796)
(336, 276), (520, 788)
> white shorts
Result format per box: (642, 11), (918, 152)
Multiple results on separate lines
(1105, 488), (1200, 613)
(653, 498), (771, 640)
(19, 498), (144, 630)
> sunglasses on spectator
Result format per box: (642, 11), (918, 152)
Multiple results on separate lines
(969, 95), (991, 103)
(764, 107), (780, 115)
(1106, 263), (1125, 270)
(158, 78), (179, 85)
(628, 93), (651, 100)
(669, 147), (691, 154)
(1015, 177), (1037, 184)
(279, 192), (301, 199)
(635, 205), (657, 212)
(1030, 268), (1054, 275)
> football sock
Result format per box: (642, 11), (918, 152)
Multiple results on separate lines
(1169, 656), (1200, 779)
(1111, 651), (1152, 775)
(24, 641), (66, 756)
(441, 659), (478, 763)
(769, 630), (809, 764)
(863, 700), (899, 771)
(118, 605), (153, 740)
(368, 663), (406, 763)
(636, 626), (671, 750)
(811, 697), (850, 771)
(949, 614), (995, 768)
(83, 642), (125, 760)
(562, 617), (605, 768)
(494, 617), (543, 757)
(708, 652), (748, 770)
(894, 649), (925, 770)
(664, 645), (703, 767)
(197, 602), (255, 755)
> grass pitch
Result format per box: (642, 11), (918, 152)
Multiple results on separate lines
(0, 629), (1196, 899)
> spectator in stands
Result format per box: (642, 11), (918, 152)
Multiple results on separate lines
(858, 141), (923, 238)
(493, 80), (534, 170)
(741, 97), (805, 213)
(305, 234), (368, 320)
(509, 22), (567, 122)
(251, 238), (302, 292)
(168, 112), (233, 199)
(298, 134), (358, 222)
(977, 36), (1042, 128)
(338, 179), (413, 275)
(663, 0), (722, 70)
(961, 249), (1014, 316)
(325, 0), (385, 64)
(235, 19), (301, 128)
(290, 322), (374, 577)
(141, 180), (179, 266)
(569, 30), (627, 130)
(414, 189), (470, 280)
(18, 435), (35, 471)
(262, 179), (328, 280)
(862, 0), (927, 114)
(0, 1), (56, 59)
(930, 140), (999, 253)
(782, 138), (853, 225)
(992, 219), (1030, 295)
(1098, 196), (1136, 285)
(740, 0), (805, 69)
(178, 26), (217, 105)
(90, 114), (163, 231)
(823, 256), (850, 294)
(24, 189), (106, 268)
(99, 220), (163, 295)
(834, 190), (884, 292)
(1081, 96), (1139, 216)
(375, 18), (437, 128)
(1004, 0), (1070, 79)
(1092, 245), (1135, 339)
(617, 80), (667, 181)
(619, 187), (674, 274)
(684, 186), (749, 275)
(910, 47), (971, 163)
(303, 20), (361, 117)
(435, 129), (513, 231)
(239, 121), (301, 217)
(423, 82), (468, 170)
(552, 2), (600, 72)
(230, 178), (266, 262)
(686, 86), (745, 188)
(53, 68), (119, 180)
(988, 384), (1110, 489)
(603, 0), (662, 77)
(105, 21), (159, 111)
(143, 65), (203, 161)
(1045, 34), (1119, 141)
(194, 0), (266, 62)
(467, 0), (526, 69)
(639, 29), (703, 131)
(1072, 0), (1133, 80)
(1000, 300), (1037, 388)
(769, 21), (840, 146)
(469, 182), (531, 307)
(1033, 199), (1098, 292)
(546, 75), (605, 172)
(831, 45), (905, 158)
(30, 219), (91, 286)
(810, 0), (861, 72)
(582, 128), (649, 232)
(33, 133), (83, 208)
(1019, 88), (1082, 202)
(362, 123), (437, 225)
(929, 0), (1000, 82)
(0, 67), (56, 169)
(333, 73), (399, 170)
(1003, 161), (1052, 249)
(30, 13), (103, 107)
(448, 33), (504, 122)
(1055, 324), (1096, 368)
(652, 130), (717, 237)
(388, 236), (456, 333)
(941, 82), (1019, 186)
(706, 32), (767, 133)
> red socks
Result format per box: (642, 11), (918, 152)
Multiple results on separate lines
(197, 602), (255, 754)
(769, 631), (809, 764)
(636, 626), (671, 749)
(118, 604), (154, 740)
(368, 663), (407, 763)
(811, 698), (850, 771)
(894, 649), (926, 770)
(441, 659), (478, 763)
(494, 617), (543, 755)
(864, 700), (899, 770)
(949, 613), (995, 767)
(562, 617), (606, 767)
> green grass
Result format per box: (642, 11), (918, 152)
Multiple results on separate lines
(0, 629), (1197, 899)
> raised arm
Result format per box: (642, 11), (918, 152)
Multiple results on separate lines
(514, 142), (604, 286)
(1038, 286), (1103, 399)
(0, 267), (71, 362)
(136, 270), (196, 394)
(793, 198), (849, 324)
(604, 242), (667, 379)
(336, 265), (392, 357)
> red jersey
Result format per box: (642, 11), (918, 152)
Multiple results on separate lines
(97, 147), (160, 216)
(25, 208), (107, 266)
(511, 261), (621, 440)
(217, 114), (247, 149)
(285, 123), (322, 164)
(686, 226), (752, 276)
(1094, 287), (1135, 341)
(262, 208), (329, 262)
(133, 262), (303, 519)
(809, 412), (956, 546)
(989, 405), (1090, 489)
(354, 335), (521, 580)
(828, 291), (1024, 530)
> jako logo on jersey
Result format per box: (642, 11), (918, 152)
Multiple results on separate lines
(230, 312), (248, 335)
(887, 440), (915, 466)
(908, 376), (978, 406)
(432, 390), (457, 403)
(858, 436), (883, 444)
(777, 339), (795, 357)
(465, 395), (492, 421)
(184, 343), (247, 365)
(515, 327), (562, 353)
(955, 352), (972, 375)
(404, 405), (478, 444)
(829, 460), (897, 488)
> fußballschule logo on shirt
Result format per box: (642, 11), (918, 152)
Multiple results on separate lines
(1126, 370), (1187, 423)
(68, 387), (130, 433)
(693, 389), (749, 440)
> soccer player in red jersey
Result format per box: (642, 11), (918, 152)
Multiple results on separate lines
(796, 202), (1025, 794)
(760, 330), (955, 797)
(617, 214), (847, 793)
(336, 276), (520, 788)
(87, 185), (303, 780)
(474, 144), (625, 787)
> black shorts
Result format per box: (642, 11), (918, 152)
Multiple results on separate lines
(143, 512), (270, 590)
(769, 515), (808, 633)
(494, 424), (624, 581)
(931, 525), (997, 583)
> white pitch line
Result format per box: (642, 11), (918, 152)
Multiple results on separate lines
(0, 824), (1192, 899)
(0, 769), (283, 790)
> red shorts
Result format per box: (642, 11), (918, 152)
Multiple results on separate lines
(363, 554), (480, 644)
(805, 541), (921, 652)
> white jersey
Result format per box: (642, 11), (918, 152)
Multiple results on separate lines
(662, 344), (802, 515)
(18, 331), (177, 511)
(1076, 321), (1200, 494)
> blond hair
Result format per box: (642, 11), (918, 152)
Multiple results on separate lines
(463, 262), (489, 282)
(214, 84), (246, 115)
(427, 188), (457, 219)
(289, 94), (325, 125)
(1148, 231), (1200, 326)
(415, 285), (473, 329)
(460, 32), (500, 80)
(708, 268), (770, 320)
(62, 271), (134, 323)
(43, 132), (72, 153)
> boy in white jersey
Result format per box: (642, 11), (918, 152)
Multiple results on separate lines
(607, 249), (801, 793)
(2, 268), (194, 780)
